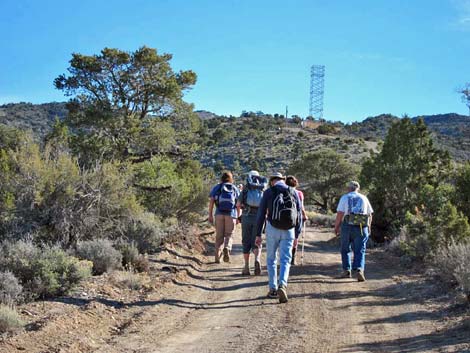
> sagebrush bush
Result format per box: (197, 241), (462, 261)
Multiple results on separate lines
(111, 271), (144, 290)
(0, 241), (92, 299)
(125, 212), (165, 253)
(0, 271), (22, 305)
(0, 139), (144, 246)
(306, 211), (335, 228)
(119, 242), (139, 270)
(436, 242), (470, 299)
(0, 305), (24, 333)
(76, 239), (122, 275)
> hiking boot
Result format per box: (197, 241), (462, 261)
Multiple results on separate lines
(254, 260), (261, 276)
(340, 270), (352, 278)
(267, 289), (278, 298)
(278, 285), (288, 303)
(223, 248), (230, 263)
(357, 270), (366, 282)
(241, 266), (250, 276)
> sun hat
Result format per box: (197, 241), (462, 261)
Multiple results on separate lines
(348, 181), (360, 190)
(269, 172), (286, 180)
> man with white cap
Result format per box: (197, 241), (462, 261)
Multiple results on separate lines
(255, 172), (302, 303)
(335, 181), (374, 282)
(238, 170), (268, 276)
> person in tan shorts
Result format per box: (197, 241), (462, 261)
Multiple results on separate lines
(208, 171), (241, 263)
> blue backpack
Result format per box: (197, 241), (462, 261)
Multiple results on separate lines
(216, 183), (237, 212)
(245, 175), (267, 208)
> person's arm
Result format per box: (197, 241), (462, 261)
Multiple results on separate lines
(208, 198), (215, 225)
(236, 204), (242, 223)
(292, 191), (302, 239)
(255, 190), (270, 246)
(335, 211), (344, 236)
(368, 214), (373, 231)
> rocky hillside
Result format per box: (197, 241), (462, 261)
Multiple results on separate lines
(345, 113), (470, 160)
(1, 102), (469, 169)
(0, 102), (68, 137)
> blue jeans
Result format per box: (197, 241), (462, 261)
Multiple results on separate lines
(340, 223), (369, 271)
(266, 222), (295, 290)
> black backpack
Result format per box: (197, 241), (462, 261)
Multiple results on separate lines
(271, 186), (298, 230)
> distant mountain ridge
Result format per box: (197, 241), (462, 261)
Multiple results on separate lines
(0, 102), (469, 160)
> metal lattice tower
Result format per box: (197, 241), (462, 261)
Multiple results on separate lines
(309, 65), (325, 119)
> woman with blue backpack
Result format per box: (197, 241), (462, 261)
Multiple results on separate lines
(208, 171), (241, 263)
(237, 170), (268, 276)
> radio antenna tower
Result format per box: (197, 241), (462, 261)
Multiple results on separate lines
(309, 65), (325, 119)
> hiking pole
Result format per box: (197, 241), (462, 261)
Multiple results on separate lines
(301, 224), (306, 266)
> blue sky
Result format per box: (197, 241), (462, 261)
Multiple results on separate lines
(0, 0), (469, 122)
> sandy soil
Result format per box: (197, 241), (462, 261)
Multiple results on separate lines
(1, 227), (469, 353)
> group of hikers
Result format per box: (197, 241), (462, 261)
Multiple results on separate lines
(208, 170), (373, 304)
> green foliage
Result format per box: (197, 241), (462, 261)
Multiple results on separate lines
(361, 118), (451, 237)
(397, 184), (470, 260)
(317, 124), (336, 134)
(0, 305), (24, 333)
(133, 156), (208, 220)
(454, 162), (470, 219)
(0, 137), (144, 246)
(0, 241), (92, 299)
(76, 239), (122, 275)
(289, 149), (359, 211)
(54, 46), (199, 165)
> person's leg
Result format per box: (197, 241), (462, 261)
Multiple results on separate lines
(352, 226), (369, 272)
(278, 229), (295, 287)
(214, 215), (225, 262)
(250, 219), (262, 275)
(266, 223), (281, 291)
(340, 223), (353, 271)
(223, 215), (235, 252)
(241, 218), (251, 274)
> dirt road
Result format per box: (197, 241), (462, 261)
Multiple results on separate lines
(2, 227), (469, 352)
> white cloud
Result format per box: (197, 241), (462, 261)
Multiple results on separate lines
(451, 0), (470, 29)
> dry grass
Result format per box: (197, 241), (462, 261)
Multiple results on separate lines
(0, 305), (24, 333)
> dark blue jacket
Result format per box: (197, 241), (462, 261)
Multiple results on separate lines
(256, 181), (303, 238)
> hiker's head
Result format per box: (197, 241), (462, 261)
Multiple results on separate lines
(286, 175), (299, 188)
(348, 181), (360, 192)
(269, 172), (285, 186)
(220, 171), (234, 183)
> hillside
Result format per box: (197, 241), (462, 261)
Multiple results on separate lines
(345, 113), (470, 160)
(1, 102), (470, 167)
(0, 102), (67, 137)
(198, 115), (376, 174)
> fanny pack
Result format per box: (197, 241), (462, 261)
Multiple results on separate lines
(345, 214), (369, 226)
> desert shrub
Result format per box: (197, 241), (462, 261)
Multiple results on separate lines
(0, 271), (22, 305)
(436, 242), (470, 300)
(76, 239), (122, 275)
(0, 241), (92, 299)
(0, 305), (24, 333)
(0, 138), (144, 246)
(117, 242), (149, 272)
(133, 156), (208, 221)
(305, 211), (336, 227)
(111, 271), (145, 290)
(401, 185), (470, 260)
(317, 124), (336, 134)
(125, 212), (165, 253)
(119, 242), (139, 270)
